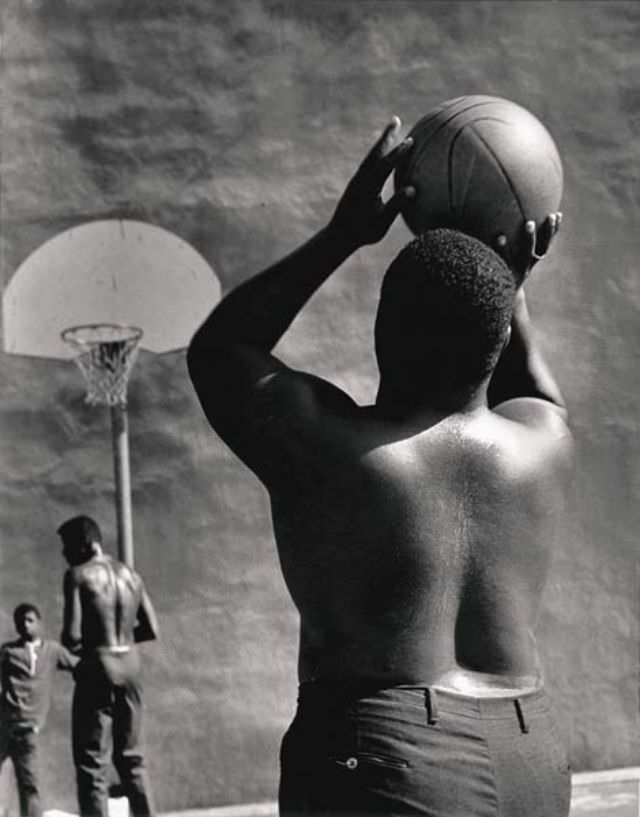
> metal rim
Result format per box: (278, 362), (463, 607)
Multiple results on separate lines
(61, 323), (143, 346)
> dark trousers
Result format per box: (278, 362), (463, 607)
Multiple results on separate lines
(72, 651), (155, 817)
(0, 723), (41, 817)
(279, 682), (572, 817)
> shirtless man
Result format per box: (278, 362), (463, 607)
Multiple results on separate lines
(58, 515), (158, 817)
(187, 118), (573, 816)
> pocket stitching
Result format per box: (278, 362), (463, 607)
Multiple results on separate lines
(354, 752), (410, 770)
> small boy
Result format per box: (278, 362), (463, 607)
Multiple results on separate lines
(1, 603), (77, 817)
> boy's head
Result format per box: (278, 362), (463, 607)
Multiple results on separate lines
(57, 515), (102, 566)
(374, 228), (516, 402)
(13, 603), (42, 641)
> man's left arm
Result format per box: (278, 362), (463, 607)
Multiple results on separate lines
(61, 569), (83, 654)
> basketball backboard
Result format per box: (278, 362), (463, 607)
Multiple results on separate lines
(2, 219), (221, 359)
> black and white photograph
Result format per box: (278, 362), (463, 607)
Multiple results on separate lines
(1, 2), (639, 816)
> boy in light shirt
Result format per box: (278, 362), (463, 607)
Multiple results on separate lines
(1, 603), (77, 817)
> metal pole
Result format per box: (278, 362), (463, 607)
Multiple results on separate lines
(111, 402), (134, 567)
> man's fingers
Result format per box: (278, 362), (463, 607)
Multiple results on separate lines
(525, 220), (542, 261)
(363, 117), (403, 169)
(376, 116), (402, 158)
(383, 136), (414, 166)
(553, 211), (563, 236)
(357, 121), (412, 197)
(494, 233), (514, 269)
(379, 185), (415, 228)
(528, 212), (561, 261)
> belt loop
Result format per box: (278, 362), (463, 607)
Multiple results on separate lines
(514, 699), (529, 734)
(425, 688), (439, 725)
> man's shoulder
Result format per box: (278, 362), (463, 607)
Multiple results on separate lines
(73, 554), (120, 575)
(111, 558), (142, 582)
(492, 397), (571, 437)
(485, 399), (574, 476)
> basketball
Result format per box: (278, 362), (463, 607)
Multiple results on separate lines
(394, 95), (563, 278)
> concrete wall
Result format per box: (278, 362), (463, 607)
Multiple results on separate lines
(1, 0), (639, 810)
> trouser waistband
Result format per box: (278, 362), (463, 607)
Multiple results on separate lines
(297, 681), (550, 734)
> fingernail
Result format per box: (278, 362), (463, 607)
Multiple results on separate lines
(405, 186), (416, 198)
(525, 221), (535, 233)
(496, 235), (507, 247)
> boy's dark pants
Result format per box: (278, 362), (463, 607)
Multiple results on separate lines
(0, 723), (41, 817)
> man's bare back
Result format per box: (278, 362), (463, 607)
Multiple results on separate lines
(59, 518), (158, 656)
(67, 556), (148, 652)
(269, 397), (572, 692)
(58, 515), (158, 817)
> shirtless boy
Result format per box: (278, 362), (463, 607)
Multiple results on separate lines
(59, 515), (158, 817)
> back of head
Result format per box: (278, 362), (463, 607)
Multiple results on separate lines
(58, 514), (102, 564)
(375, 229), (516, 398)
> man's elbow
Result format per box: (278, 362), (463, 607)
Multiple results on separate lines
(61, 632), (81, 653)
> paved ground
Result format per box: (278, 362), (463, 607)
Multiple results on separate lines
(35, 782), (640, 817)
(10, 771), (636, 817)
(571, 778), (639, 817)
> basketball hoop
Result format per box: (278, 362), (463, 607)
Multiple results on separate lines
(61, 323), (143, 406)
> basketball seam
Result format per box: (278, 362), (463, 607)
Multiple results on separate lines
(468, 125), (526, 224)
(408, 100), (500, 179)
(447, 125), (471, 224)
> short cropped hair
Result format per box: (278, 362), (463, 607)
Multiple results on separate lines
(13, 603), (41, 628)
(375, 229), (516, 390)
(57, 515), (102, 549)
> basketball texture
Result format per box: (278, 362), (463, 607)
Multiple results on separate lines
(394, 96), (563, 278)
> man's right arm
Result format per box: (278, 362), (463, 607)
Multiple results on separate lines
(61, 569), (83, 653)
(187, 119), (415, 481)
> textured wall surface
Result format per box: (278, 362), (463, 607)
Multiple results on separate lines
(1, 0), (639, 811)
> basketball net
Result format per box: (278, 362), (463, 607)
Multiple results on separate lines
(61, 324), (143, 406)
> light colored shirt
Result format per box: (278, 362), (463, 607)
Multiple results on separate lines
(0, 638), (77, 730)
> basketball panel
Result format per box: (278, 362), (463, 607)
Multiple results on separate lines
(396, 95), (498, 188)
(396, 134), (460, 235)
(449, 126), (524, 248)
(470, 116), (563, 223)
